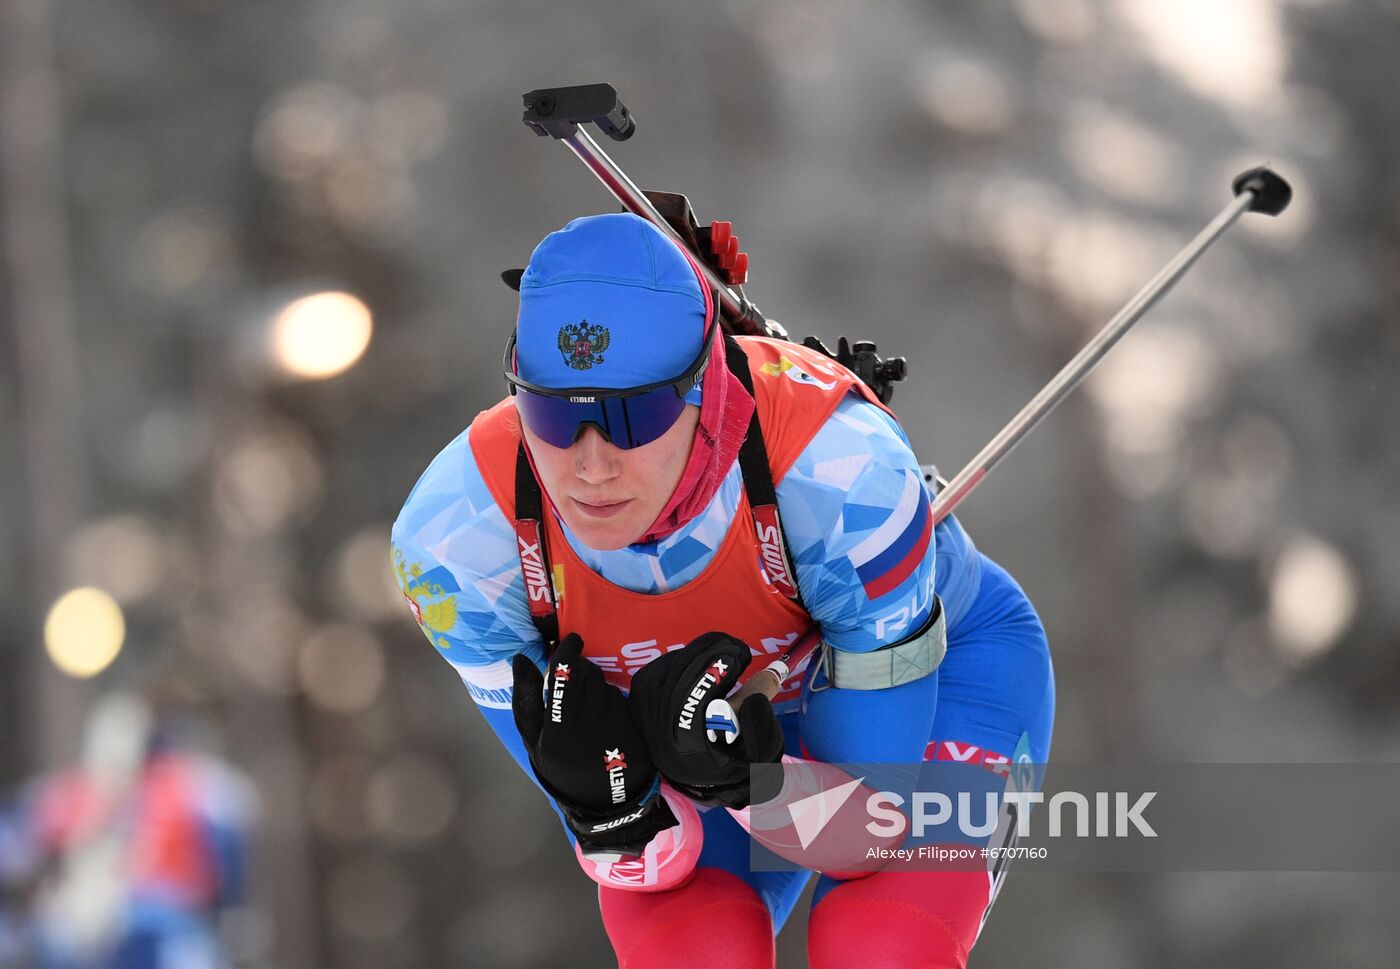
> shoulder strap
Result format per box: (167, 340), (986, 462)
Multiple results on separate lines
(513, 443), (560, 648)
(725, 335), (804, 608)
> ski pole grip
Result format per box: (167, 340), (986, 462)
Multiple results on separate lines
(729, 629), (822, 707)
(1231, 166), (1292, 216)
(523, 84), (635, 141)
(729, 665), (788, 706)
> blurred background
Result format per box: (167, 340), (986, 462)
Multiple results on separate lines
(2, 0), (1398, 966)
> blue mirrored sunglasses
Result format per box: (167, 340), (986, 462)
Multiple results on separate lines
(503, 321), (714, 450)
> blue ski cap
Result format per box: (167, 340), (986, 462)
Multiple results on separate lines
(516, 213), (706, 404)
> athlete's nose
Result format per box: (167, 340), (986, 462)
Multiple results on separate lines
(573, 426), (621, 484)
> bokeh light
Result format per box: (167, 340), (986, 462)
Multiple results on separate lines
(213, 422), (325, 534)
(322, 160), (418, 240)
(1013, 0), (1097, 44)
(222, 600), (307, 696)
(297, 624), (386, 713)
(1047, 210), (1168, 312)
(44, 587), (126, 678)
(127, 205), (237, 301)
(963, 174), (1070, 290)
(270, 291), (373, 380)
(253, 83), (359, 183)
(1087, 323), (1221, 453)
(64, 515), (168, 605)
(1268, 534), (1359, 665)
(367, 753), (458, 845)
(1087, 322), (1224, 498)
(1117, 0), (1286, 108)
(914, 55), (1014, 135)
(1061, 107), (1184, 206)
(329, 526), (404, 622)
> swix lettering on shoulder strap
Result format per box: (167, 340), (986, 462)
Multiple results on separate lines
(514, 443), (560, 648)
(725, 335), (803, 605)
(510, 336), (804, 649)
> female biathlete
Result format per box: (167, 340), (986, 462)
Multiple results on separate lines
(392, 213), (1054, 968)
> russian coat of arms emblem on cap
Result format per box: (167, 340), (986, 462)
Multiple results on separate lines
(558, 321), (611, 370)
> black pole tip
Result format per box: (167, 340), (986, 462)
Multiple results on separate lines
(1232, 166), (1292, 217)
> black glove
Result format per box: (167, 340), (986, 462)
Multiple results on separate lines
(627, 631), (786, 808)
(512, 634), (676, 858)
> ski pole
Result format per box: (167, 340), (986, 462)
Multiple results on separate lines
(520, 82), (910, 403)
(522, 84), (785, 339)
(706, 166), (1293, 744)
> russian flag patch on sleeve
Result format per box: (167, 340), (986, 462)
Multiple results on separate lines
(846, 469), (934, 601)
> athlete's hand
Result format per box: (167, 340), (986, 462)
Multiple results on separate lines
(627, 632), (785, 808)
(512, 634), (676, 858)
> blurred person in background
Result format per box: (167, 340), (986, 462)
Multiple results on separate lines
(0, 693), (255, 969)
(393, 213), (1054, 968)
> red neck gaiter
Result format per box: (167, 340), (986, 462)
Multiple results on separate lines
(635, 252), (754, 545)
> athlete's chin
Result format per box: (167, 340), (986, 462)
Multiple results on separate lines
(563, 513), (648, 551)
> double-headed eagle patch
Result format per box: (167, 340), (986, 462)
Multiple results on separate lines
(558, 321), (610, 371)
